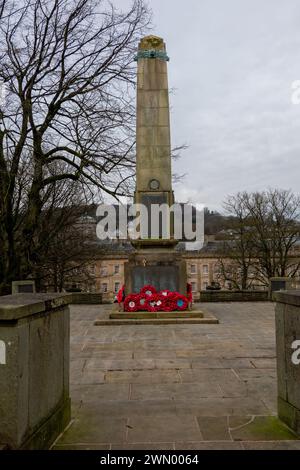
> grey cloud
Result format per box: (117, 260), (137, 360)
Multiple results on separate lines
(117, 0), (300, 209)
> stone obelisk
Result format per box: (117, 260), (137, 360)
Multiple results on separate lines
(125, 35), (187, 294)
(135, 35), (173, 209)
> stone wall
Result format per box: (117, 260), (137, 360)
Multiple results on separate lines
(70, 292), (102, 304)
(275, 290), (300, 435)
(199, 290), (268, 302)
(0, 293), (71, 449)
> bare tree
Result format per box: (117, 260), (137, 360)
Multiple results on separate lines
(220, 193), (256, 289)
(0, 1), (6, 19)
(0, 0), (150, 292)
(37, 207), (98, 292)
(222, 189), (300, 288)
(244, 189), (300, 281)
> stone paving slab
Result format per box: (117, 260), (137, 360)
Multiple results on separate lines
(174, 397), (270, 416)
(229, 416), (298, 441)
(105, 369), (181, 384)
(174, 441), (244, 450)
(53, 440), (300, 450)
(241, 441), (300, 450)
(56, 416), (127, 445)
(130, 382), (223, 401)
(54, 444), (110, 450)
(53, 302), (300, 450)
(126, 415), (202, 443)
(110, 442), (174, 450)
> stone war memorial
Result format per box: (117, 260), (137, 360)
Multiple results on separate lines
(126, 35), (187, 300)
(1, 33), (300, 455)
(102, 36), (217, 325)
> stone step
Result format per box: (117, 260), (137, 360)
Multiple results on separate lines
(110, 310), (204, 320)
(94, 312), (219, 326)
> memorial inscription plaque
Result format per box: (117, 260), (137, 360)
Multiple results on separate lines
(132, 265), (179, 293)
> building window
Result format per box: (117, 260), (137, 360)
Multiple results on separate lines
(101, 266), (108, 276)
(213, 263), (221, 274)
(190, 264), (197, 274)
(101, 283), (108, 293)
(202, 265), (209, 275)
(191, 281), (197, 293)
(114, 282), (120, 293)
(203, 281), (208, 290)
(114, 265), (120, 274)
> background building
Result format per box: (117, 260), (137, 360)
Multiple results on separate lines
(40, 206), (300, 299)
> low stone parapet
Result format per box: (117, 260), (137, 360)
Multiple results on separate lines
(275, 290), (300, 435)
(70, 292), (102, 304)
(0, 293), (71, 449)
(199, 290), (268, 302)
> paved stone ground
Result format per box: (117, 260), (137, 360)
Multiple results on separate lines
(53, 302), (300, 450)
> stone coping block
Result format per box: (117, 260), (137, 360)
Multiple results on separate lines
(0, 293), (71, 449)
(0, 293), (73, 321)
(274, 290), (300, 307)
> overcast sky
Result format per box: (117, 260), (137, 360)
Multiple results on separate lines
(121, 0), (300, 211)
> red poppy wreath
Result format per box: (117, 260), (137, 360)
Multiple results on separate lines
(140, 285), (157, 297)
(136, 294), (148, 311)
(173, 293), (188, 311)
(145, 293), (165, 312)
(124, 294), (139, 312)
